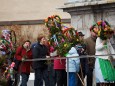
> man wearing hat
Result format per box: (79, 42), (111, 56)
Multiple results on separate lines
(78, 32), (84, 36)
(78, 32), (85, 42)
(84, 29), (97, 86)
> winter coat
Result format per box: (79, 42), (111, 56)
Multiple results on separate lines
(84, 36), (96, 69)
(50, 50), (66, 69)
(15, 46), (32, 74)
(75, 44), (88, 77)
(66, 47), (80, 72)
(54, 59), (66, 69)
(32, 42), (48, 69)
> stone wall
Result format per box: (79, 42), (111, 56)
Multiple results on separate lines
(62, 1), (115, 38)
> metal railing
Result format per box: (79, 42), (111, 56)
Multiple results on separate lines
(23, 54), (115, 86)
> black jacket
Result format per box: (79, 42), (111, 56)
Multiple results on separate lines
(32, 42), (48, 69)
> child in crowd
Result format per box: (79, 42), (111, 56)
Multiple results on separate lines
(66, 46), (80, 86)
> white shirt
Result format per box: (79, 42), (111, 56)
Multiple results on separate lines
(95, 37), (115, 59)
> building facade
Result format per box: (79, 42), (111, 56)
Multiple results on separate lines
(62, 0), (115, 38)
(0, 0), (71, 44)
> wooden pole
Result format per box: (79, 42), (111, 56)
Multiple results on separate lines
(77, 73), (85, 86)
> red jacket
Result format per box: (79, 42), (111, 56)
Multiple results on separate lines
(15, 46), (32, 74)
(54, 57), (66, 69)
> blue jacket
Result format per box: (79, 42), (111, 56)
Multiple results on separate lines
(66, 47), (80, 72)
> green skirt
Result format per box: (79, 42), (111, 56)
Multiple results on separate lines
(99, 58), (115, 81)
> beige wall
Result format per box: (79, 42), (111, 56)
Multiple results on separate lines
(0, 0), (70, 22)
(0, 25), (49, 46)
(0, 22), (70, 46)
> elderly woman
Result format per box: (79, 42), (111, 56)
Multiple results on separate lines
(15, 40), (32, 86)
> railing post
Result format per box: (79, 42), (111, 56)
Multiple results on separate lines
(67, 57), (69, 86)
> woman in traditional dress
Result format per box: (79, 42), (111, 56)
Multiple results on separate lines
(95, 30), (115, 85)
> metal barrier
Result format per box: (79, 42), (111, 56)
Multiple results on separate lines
(18, 54), (115, 86)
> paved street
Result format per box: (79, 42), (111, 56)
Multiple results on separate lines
(19, 73), (45, 86)
(27, 73), (34, 86)
(27, 80), (34, 86)
(18, 72), (96, 86)
(18, 73), (34, 86)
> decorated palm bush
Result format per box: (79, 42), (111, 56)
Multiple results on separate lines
(45, 15), (80, 56)
(0, 55), (9, 86)
(0, 30), (16, 85)
(90, 20), (114, 40)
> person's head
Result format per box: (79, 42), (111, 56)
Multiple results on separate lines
(90, 27), (97, 40)
(78, 32), (84, 41)
(37, 34), (47, 45)
(23, 40), (31, 49)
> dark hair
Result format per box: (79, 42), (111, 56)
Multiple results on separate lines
(78, 32), (84, 36)
(23, 40), (31, 45)
(90, 26), (95, 31)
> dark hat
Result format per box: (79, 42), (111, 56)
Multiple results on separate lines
(78, 32), (84, 36)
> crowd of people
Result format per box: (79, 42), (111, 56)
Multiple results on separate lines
(12, 27), (115, 86)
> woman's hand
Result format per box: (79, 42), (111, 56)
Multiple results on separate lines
(46, 56), (50, 58)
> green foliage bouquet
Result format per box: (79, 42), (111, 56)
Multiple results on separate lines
(90, 20), (114, 40)
(45, 15), (80, 56)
